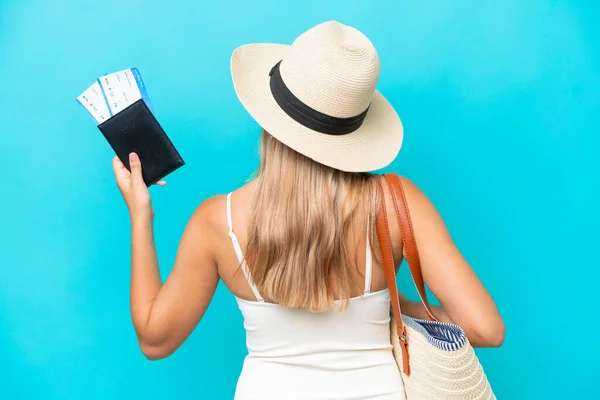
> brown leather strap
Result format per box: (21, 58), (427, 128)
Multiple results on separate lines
(375, 173), (441, 375)
(375, 179), (410, 375)
(384, 174), (437, 321)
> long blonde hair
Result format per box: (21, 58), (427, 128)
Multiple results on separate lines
(245, 130), (380, 312)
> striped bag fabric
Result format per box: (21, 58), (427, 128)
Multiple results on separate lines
(376, 173), (495, 399)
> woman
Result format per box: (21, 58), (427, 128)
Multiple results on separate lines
(112, 21), (504, 399)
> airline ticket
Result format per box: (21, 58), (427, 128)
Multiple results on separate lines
(77, 67), (153, 124)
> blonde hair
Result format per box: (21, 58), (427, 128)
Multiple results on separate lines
(245, 130), (380, 312)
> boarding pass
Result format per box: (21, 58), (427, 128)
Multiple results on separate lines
(77, 68), (153, 124)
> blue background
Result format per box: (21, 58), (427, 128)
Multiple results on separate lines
(1, 0), (598, 398)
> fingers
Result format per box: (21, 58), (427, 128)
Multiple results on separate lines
(156, 180), (167, 186)
(112, 155), (130, 181)
(129, 152), (144, 183)
(112, 155), (121, 165)
(112, 155), (124, 170)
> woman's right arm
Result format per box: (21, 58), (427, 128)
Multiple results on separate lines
(395, 177), (505, 348)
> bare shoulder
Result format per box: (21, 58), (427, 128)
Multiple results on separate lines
(380, 175), (431, 221)
(398, 176), (429, 203)
(378, 175), (446, 260)
(397, 176), (443, 220)
(185, 181), (254, 236)
(393, 175), (455, 253)
(184, 194), (229, 240)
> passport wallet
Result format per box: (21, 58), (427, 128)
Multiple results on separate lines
(97, 99), (184, 186)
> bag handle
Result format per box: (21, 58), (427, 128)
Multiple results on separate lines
(375, 173), (438, 374)
(382, 173), (437, 321)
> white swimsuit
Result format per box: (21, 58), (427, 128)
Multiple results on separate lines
(227, 193), (405, 400)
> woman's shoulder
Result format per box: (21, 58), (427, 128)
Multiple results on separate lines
(182, 194), (229, 244)
(380, 175), (432, 217)
(185, 182), (254, 236)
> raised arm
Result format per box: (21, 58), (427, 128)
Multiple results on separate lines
(394, 177), (505, 348)
(113, 153), (220, 360)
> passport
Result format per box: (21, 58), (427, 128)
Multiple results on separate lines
(77, 68), (184, 186)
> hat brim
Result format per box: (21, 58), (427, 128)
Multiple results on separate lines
(231, 43), (403, 172)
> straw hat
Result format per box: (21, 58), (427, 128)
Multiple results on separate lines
(231, 21), (403, 172)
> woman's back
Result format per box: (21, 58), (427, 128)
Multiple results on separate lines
(224, 187), (405, 399)
(216, 183), (391, 303)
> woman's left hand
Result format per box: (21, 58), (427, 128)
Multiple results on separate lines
(112, 152), (166, 218)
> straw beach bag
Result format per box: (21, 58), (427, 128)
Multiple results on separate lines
(375, 173), (495, 399)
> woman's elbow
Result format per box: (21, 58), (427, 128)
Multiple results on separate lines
(473, 318), (505, 348)
(138, 338), (174, 361)
(484, 326), (505, 348)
